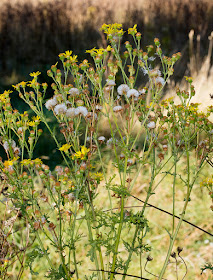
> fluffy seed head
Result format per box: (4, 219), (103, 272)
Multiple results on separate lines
(45, 98), (57, 110)
(69, 88), (80, 97)
(95, 105), (103, 111)
(98, 136), (106, 143)
(127, 89), (139, 98)
(3, 140), (16, 152)
(147, 121), (156, 129)
(75, 106), (88, 117)
(66, 108), (76, 119)
(106, 79), (116, 86)
(117, 84), (130, 96)
(113, 105), (123, 113)
(155, 76), (165, 86)
(85, 112), (98, 121)
(54, 103), (67, 115)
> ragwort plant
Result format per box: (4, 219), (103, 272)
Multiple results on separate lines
(0, 23), (212, 280)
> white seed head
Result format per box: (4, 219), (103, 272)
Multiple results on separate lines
(98, 136), (106, 142)
(117, 84), (130, 96)
(17, 127), (24, 134)
(162, 144), (168, 151)
(45, 98), (58, 110)
(150, 69), (161, 77)
(68, 193), (75, 201)
(113, 105), (123, 113)
(86, 136), (91, 142)
(69, 88), (80, 97)
(54, 103), (67, 115)
(13, 147), (21, 155)
(106, 79), (116, 86)
(139, 88), (146, 95)
(155, 76), (165, 86)
(127, 159), (133, 165)
(66, 108), (76, 119)
(85, 112), (98, 121)
(75, 106), (88, 117)
(95, 105), (103, 111)
(147, 121), (156, 129)
(3, 140), (16, 151)
(106, 138), (118, 148)
(127, 89), (139, 98)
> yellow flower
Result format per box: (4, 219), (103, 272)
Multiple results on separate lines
(100, 23), (124, 39)
(18, 81), (27, 88)
(20, 111), (28, 118)
(72, 146), (90, 160)
(4, 90), (13, 95)
(86, 47), (98, 54)
(59, 144), (72, 152)
(128, 24), (137, 35)
(86, 47), (104, 55)
(91, 172), (104, 181)
(33, 158), (43, 165)
(21, 159), (32, 166)
(20, 158), (43, 166)
(0, 94), (7, 104)
(4, 157), (19, 168)
(27, 116), (40, 126)
(101, 23), (122, 32)
(86, 46), (112, 57)
(32, 116), (41, 123)
(28, 79), (40, 88)
(4, 160), (14, 168)
(12, 84), (20, 90)
(27, 121), (35, 127)
(29, 71), (41, 77)
(64, 50), (72, 58)
(69, 55), (78, 63)
(106, 45), (112, 51)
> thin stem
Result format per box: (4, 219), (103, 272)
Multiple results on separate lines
(110, 196), (125, 280)
(83, 202), (100, 279)
(158, 141), (191, 279)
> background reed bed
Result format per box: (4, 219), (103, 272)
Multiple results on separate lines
(0, 0), (212, 85)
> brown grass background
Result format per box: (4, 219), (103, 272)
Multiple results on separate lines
(0, 0), (212, 84)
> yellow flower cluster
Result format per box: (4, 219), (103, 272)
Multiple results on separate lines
(90, 172), (104, 181)
(27, 116), (41, 127)
(128, 24), (138, 35)
(12, 81), (27, 89)
(59, 50), (78, 63)
(200, 177), (213, 188)
(20, 158), (43, 166)
(72, 146), (90, 160)
(29, 71), (41, 77)
(3, 157), (19, 168)
(59, 144), (72, 152)
(86, 46), (112, 56)
(0, 90), (12, 104)
(100, 23), (125, 39)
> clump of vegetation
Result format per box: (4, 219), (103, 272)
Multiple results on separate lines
(0, 23), (212, 279)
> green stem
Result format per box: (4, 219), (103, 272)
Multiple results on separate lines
(159, 141), (191, 279)
(158, 196), (190, 280)
(110, 196), (125, 280)
(83, 203), (100, 279)
(122, 148), (156, 280)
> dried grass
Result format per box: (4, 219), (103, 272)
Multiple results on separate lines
(0, 0), (212, 78)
